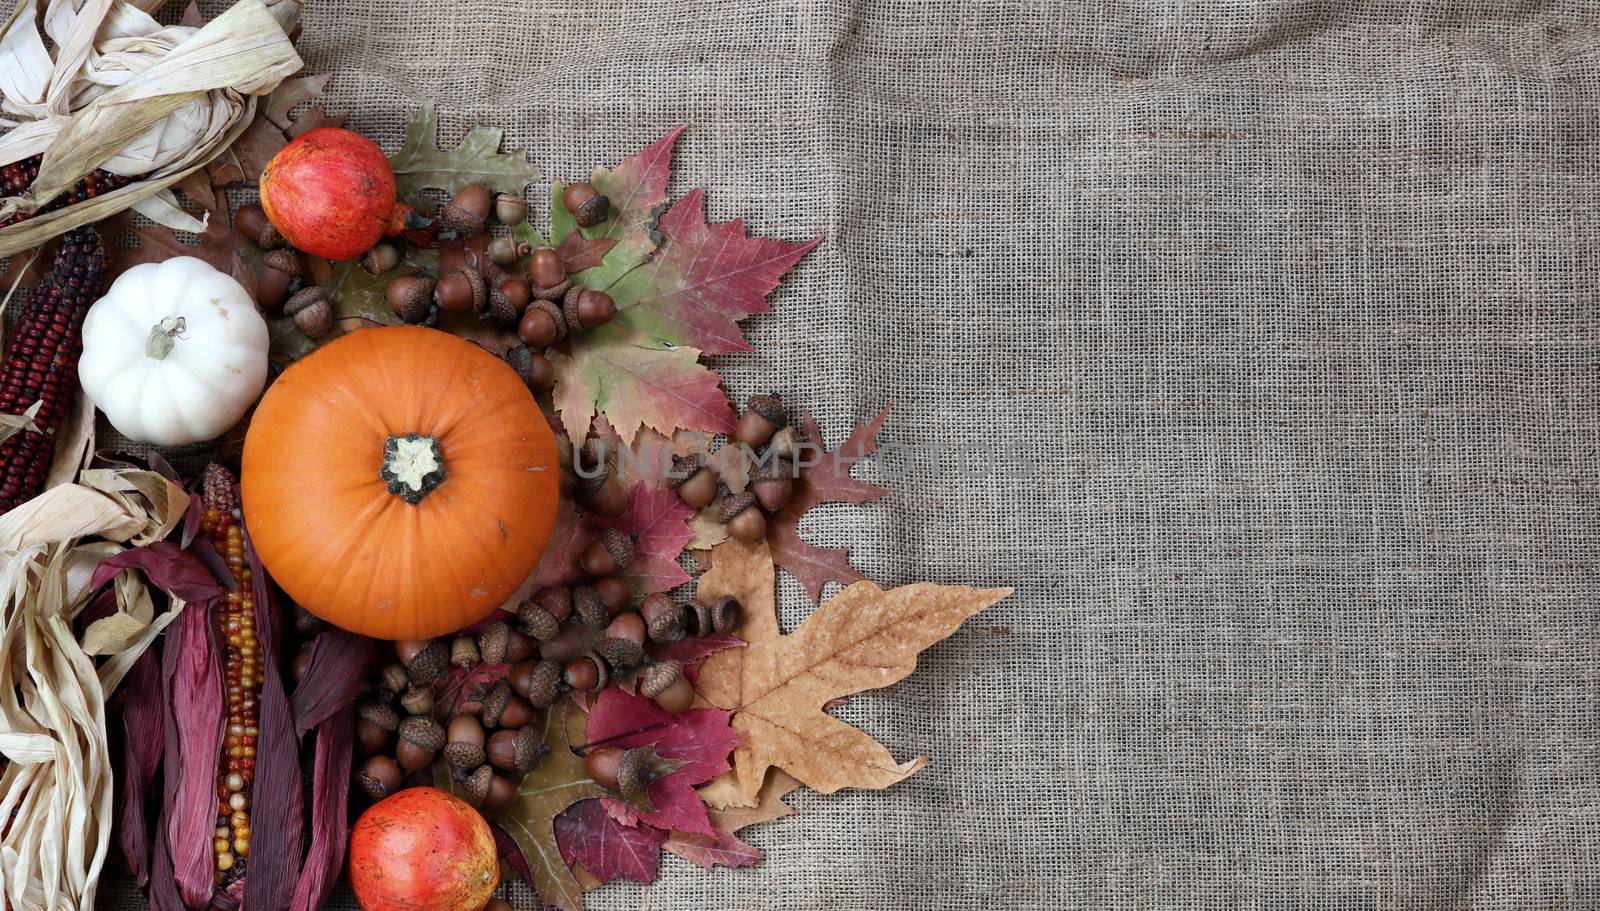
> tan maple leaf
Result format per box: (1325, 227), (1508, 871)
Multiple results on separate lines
(693, 539), (1010, 807)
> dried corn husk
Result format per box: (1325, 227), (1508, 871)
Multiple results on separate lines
(0, 468), (188, 911)
(0, 0), (302, 256)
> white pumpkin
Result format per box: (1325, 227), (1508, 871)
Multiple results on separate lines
(79, 257), (269, 446)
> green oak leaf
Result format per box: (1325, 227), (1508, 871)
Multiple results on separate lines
(389, 103), (537, 197)
(549, 322), (735, 446)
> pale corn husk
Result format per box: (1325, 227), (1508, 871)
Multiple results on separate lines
(0, 0), (303, 257)
(0, 468), (188, 911)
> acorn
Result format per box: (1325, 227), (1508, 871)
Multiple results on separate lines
(579, 466), (628, 518)
(562, 655), (604, 692)
(768, 425), (805, 461)
(357, 755), (404, 800)
(396, 640), (430, 663)
(488, 235), (520, 267)
(562, 181), (611, 227)
(494, 192), (529, 225)
(641, 660), (694, 714)
(261, 248), (301, 277)
(504, 628), (537, 663)
(532, 277), (572, 302)
(498, 695), (535, 729)
(535, 586), (574, 623)
(667, 454), (719, 509)
(386, 274), (436, 324)
(529, 247), (567, 290)
(396, 716), (446, 772)
(361, 242), (401, 275)
(462, 765), (516, 812)
(399, 685), (435, 717)
(404, 639), (450, 685)
(377, 662), (410, 695)
(517, 600), (561, 641)
(440, 184), (492, 235)
(517, 299), (567, 348)
(356, 718), (390, 756)
(581, 528), (634, 577)
(735, 393), (786, 448)
(752, 458), (794, 512)
(487, 726), (544, 773)
(477, 621), (512, 665)
(450, 636), (481, 669)
(585, 746), (622, 790)
(478, 680), (512, 728)
(489, 277), (532, 325)
(718, 490), (766, 543)
(444, 715), (486, 770)
(234, 204), (284, 250)
(593, 576), (630, 614)
(640, 592), (686, 643)
(510, 658), (562, 707)
(284, 287), (333, 338)
(595, 636), (644, 671)
(562, 286), (615, 332)
(358, 701), (401, 733)
(505, 345), (555, 393)
(573, 585), (610, 628)
(434, 266), (485, 314)
(606, 611), (646, 647)
(616, 745), (679, 804)
(255, 266), (292, 313)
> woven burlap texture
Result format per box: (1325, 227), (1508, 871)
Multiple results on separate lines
(96, 0), (1600, 908)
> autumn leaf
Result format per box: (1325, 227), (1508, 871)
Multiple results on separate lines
(322, 259), (409, 325)
(554, 799), (666, 885)
(549, 322), (734, 445)
(768, 407), (893, 601)
(286, 106), (346, 138)
(693, 538), (1009, 806)
(531, 499), (594, 589)
(672, 768), (801, 870)
(565, 126), (684, 291)
(595, 484), (694, 599)
(437, 705), (602, 911)
(605, 189), (819, 354)
(555, 229), (616, 274)
(648, 633), (743, 677)
(104, 210), (254, 292)
(389, 103), (537, 197)
(586, 686), (739, 836)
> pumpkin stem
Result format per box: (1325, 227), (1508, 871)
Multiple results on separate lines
(145, 316), (186, 360)
(382, 433), (446, 504)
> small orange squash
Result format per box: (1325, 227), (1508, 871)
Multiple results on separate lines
(241, 326), (558, 639)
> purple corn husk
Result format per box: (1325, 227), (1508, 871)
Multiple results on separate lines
(118, 647), (164, 887)
(240, 509), (304, 911)
(289, 705), (356, 911)
(164, 591), (224, 909)
(291, 629), (382, 736)
(92, 542), (222, 603)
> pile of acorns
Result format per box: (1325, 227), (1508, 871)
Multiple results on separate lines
(667, 392), (804, 543)
(349, 537), (742, 813)
(236, 180), (619, 395)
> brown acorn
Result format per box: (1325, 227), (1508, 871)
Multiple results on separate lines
(495, 192), (529, 225)
(284, 287), (333, 338)
(529, 247), (567, 290)
(434, 267), (486, 314)
(498, 695), (535, 729)
(357, 755), (404, 800)
(488, 235), (520, 267)
(595, 636), (644, 671)
(510, 658), (562, 707)
(562, 181), (610, 227)
(396, 716), (446, 772)
(593, 576), (631, 614)
(462, 764), (516, 811)
(572, 585), (610, 628)
(357, 700), (400, 733)
(579, 466), (628, 518)
(735, 393), (786, 448)
(487, 726), (544, 773)
(562, 655), (606, 692)
(478, 679), (512, 728)
(640, 592), (687, 643)
(399, 685), (435, 717)
(444, 715), (487, 769)
(376, 663), (410, 696)
(361, 242), (401, 275)
(386, 274), (436, 324)
(450, 635), (481, 669)
(606, 611), (646, 647)
(477, 621), (511, 665)
(752, 458), (794, 512)
(255, 266), (292, 313)
(440, 184), (492, 235)
(261, 248), (301, 277)
(535, 586), (574, 623)
(504, 628), (537, 663)
(641, 660), (694, 714)
(615, 745), (682, 804)
(405, 638), (450, 685)
(235, 204), (283, 250)
(667, 454), (719, 509)
(505, 345), (555, 393)
(585, 747), (622, 790)
(562, 286), (615, 332)
(581, 528), (634, 577)
(718, 490), (765, 543)
(516, 600), (561, 641)
(517, 299), (567, 348)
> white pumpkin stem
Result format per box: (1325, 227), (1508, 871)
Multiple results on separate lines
(382, 433), (447, 504)
(145, 317), (187, 360)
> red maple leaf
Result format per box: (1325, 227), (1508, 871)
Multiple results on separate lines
(555, 231), (616, 274)
(575, 125), (685, 291)
(606, 189), (820, 354)
(553, 798), (666, 885)
(647, 633), (743, 678)
(434, 662), (510, 717)
(530, 499), (594, 589)
(768, 407), (892, 600)
(595, 484), (693, 598)
(585, 686), (738, 836)
(548, 322), (735, 445)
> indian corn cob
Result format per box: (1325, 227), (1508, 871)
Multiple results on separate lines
(200, 465), (261, 891)
(0, 154), (145, 228)
(0, 226), (105, 514)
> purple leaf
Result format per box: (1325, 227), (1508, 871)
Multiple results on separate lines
(291, 629), (383, 735)
(94, 542), (222, 602)
(662, 827), (762, 870)
(289, 705), (356, 911)
(554, 799), (667, 884)
(587, 687), (739, 836)
(490, 821), (535, 884)
(118, 648), (164, 887)
(164, 594), (223, 908)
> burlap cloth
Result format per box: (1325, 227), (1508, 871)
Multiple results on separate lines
(92, 0), (1600, 908)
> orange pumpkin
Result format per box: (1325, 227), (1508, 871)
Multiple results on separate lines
(241, 326), (559, 640)
(348, 787), (498, 911)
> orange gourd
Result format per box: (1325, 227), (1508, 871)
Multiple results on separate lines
(241, 326), (558, 640)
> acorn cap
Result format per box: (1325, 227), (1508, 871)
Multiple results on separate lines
(578, 465), (612, 501)
(440, 185), (491, 234)
(596, 636), (644, 671)
(478, 621), (511, 664)
(261, 248), (300, 277)
(506, 726), (546, 772)
(598, 528), (634, 571)
(397, 715), (446, 752)
(640, 660), (684, 699)
(462, 764), (494, 807)
(709, 595), (742, 635)
(573, 585), (609, 628)
(517, 602), (561, 641)
(665, 453), (704, 489)
(357, 769), (392, 801)
(767, 425), (804, 461)
(478, 680), (512, 728)
(405, 638), (449, 685)
(487, 282), (522, 325)
(526, 658), (562, 708)
(399, 685), (435, 716)
(582, 652), (611, 692)
(616, 744), (685, 807)
(717, 490), (758, 524)
(532, 277), (573, 302)
(283, 286), (330, 317)
(444, 741), (486, 770)
(450, 636), (481, 669)
(452, 266), (488, 314)
(746, 393), (786, 427)
(357, 701), (400, 732)
(527, 299), (567, 343)
(755, 457), (793, 481)
(643, 596), (686, 644)
(688, 601), (714, 638)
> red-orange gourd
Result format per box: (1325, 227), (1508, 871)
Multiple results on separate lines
(348, 787), (498, 911)
(259, 127), (400, 260)
(241, 326), (558, 640)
